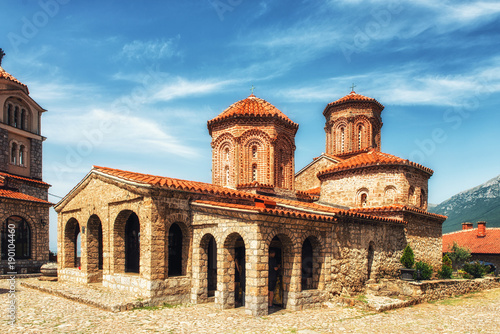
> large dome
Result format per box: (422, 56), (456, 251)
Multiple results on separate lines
(207, 94), (298, 132)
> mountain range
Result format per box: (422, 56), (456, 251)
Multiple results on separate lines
(429, 174), (500, 234)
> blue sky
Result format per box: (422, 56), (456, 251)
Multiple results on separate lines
(1, 0), (500, 251)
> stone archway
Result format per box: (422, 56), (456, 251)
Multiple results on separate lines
(63, 218), (80, 268)
(86, 215), (103, 281)
(267, 233), (295, 309)
(112, 210), (140, 274)
(301, 236), (322, 290)
(220, 232), (246, 310)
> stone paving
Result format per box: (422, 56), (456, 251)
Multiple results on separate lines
(1, 279), (500, 333)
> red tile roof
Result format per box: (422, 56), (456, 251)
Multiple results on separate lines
(323, 91), (384, 114)
(443, 228), (500, 254)
(317, 149), (434, 178)
(0, 189), (52, 205)
(303, 187), (321, 195)
(93, 166), (256, 199)
(207, 94), (298, 130)
(350, 204), (447, 221)
(0, 171), (51, 187)
(91, 166), (404, 225)
(0, 66), (29, 93)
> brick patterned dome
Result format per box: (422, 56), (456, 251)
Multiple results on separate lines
(323, 91), (384, 113)
(207, 94), (298, 132)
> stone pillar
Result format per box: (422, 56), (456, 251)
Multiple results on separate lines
(245, 238), (268, 316)
(191, 235), (208, 304)
(217, 245), (236, 310)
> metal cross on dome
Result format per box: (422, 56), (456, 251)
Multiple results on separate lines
(0, 49), (5, 67)
(350, 83), (356, 92)
(250, 85), (255, 94)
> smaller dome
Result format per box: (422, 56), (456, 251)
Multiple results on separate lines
(207, 94), (298, 131)
(323, 91), (383, 115)
(0, 66), (29, 94)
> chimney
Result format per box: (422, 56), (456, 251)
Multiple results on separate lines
(477, 221), (486, 237)
(462, 222), (473, 230)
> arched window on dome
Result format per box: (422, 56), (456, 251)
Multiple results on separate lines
(19, 145), (25, 166)
(252, 145), (258, 159)
(14, 106), (19, 128)
(358, 124), (363, 150)
(224, 166), (230, 186)
(360, 193), (367, 207)
(340, 127), (345, 153)
(357, 188), (369, 207)
(21, 109), (26, 130)
(252, 163), (257, 182)
(6, 103), (12, 125)
(420, 189), (427, 209)
(408, 186), (415, 205)
(11, 143), (17, 165)
(225, 147), (230, 161)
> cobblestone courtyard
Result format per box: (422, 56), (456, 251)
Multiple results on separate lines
(1, 279), (499, 333)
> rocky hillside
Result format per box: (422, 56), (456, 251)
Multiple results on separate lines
(430, 174), (500, 234)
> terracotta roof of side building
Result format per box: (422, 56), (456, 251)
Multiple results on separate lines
(442, 227), (500, 254)
(57, 165), (405, 226)
(0, 189), (52, 205)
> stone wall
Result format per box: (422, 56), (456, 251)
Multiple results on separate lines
(319, 165), (429, 209)
(370, 277), (500, 302)
(0, 127), (8, 171)
(0, 197), (50, 266)
(295, 156), (337, 192)
(471, 254), (500, 275)
(6, 177), (49, 201)
(29, 138), (43, 180)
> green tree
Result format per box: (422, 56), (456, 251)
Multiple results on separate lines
(446, 242), (471, 269)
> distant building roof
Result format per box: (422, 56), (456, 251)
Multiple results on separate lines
(0, 65), (29, 93)
(442, 223), (500, 254)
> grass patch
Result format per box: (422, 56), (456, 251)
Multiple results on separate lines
(134, 302), (180, 311)
(356, 294), (368, 304)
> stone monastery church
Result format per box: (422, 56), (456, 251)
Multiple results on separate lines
(55, 86), (447, 315)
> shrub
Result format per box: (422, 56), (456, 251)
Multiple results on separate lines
(442, 254), (452, 268)
(400, 244), (415, 269)
(414, 261), (433, 280)
(462, 261), (486, 278)
(438, 264), (453, 279)
(446, 242), (471, 269)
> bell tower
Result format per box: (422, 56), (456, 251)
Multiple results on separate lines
(323, 91), (384, 156)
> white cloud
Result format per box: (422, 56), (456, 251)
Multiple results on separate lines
(45, 108), (198, 158)
(118, 36), (181, 61)
(152, 77), (236, 102)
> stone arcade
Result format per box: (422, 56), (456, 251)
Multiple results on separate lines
(0, 50), (51, 274)
(55, 92), (446, 316)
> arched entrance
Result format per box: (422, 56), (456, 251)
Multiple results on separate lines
(168, 223), (183, 276)
(63, 218), (80, 268)
(125, 213), (140, 273)
(301, 236), (321, 290)
(221, 233), (246, 309)
(207, 236), (217, 297)
(1, 216), (31, 260)
(269, 236), (284, 308)
(87, 215), (103, 273)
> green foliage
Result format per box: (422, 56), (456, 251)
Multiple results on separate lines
(400, 244), (415, 269)
(442, 254), (452, 268)
(414, 261), (433, 280)
(462, 261), (486, 278)
(446, 242), (471, 268)
(438, 264), (453, 279)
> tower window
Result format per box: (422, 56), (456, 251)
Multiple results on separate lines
(11, 143), (17, 164)
(358, 125), (363, 150)
(252, 164), (257, 181)
(14, 106), (19, 128)
(21, 109), (26, 130)
(225, 166), (230, 186)
(252, 145), (257, 159)
(7, 104), (12, 125)
(360, 193), (367, 207)
(341, 127), (345, 153)
(19, 145), (25, 166)
(225, 147), (230, 161)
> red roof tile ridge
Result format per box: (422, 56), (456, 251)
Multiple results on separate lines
(0, 171), (50, 186)
(317, 150), (434, 177)
(349, 204), (447, 219)
(324, 91), (384, 112)
(207, 94), (298, 128)
(0, 189), (53, 205)
(0, 66), (29, 92)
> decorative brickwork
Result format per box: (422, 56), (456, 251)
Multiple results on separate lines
(0, 62), (50, 274)
(208, 95), (298, 191)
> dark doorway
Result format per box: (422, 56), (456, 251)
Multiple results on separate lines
(235, 237), (245, 307)
(367, 242), (374, 282)
(98, 222), (103, 270)
(302, 238), (313, 290)
(125, 213), (140, 273)
(168, 223), (183, 276)
(1, 216), (31, 260)
(207, 236), (217, 297)
(269, 236), (283, 308)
